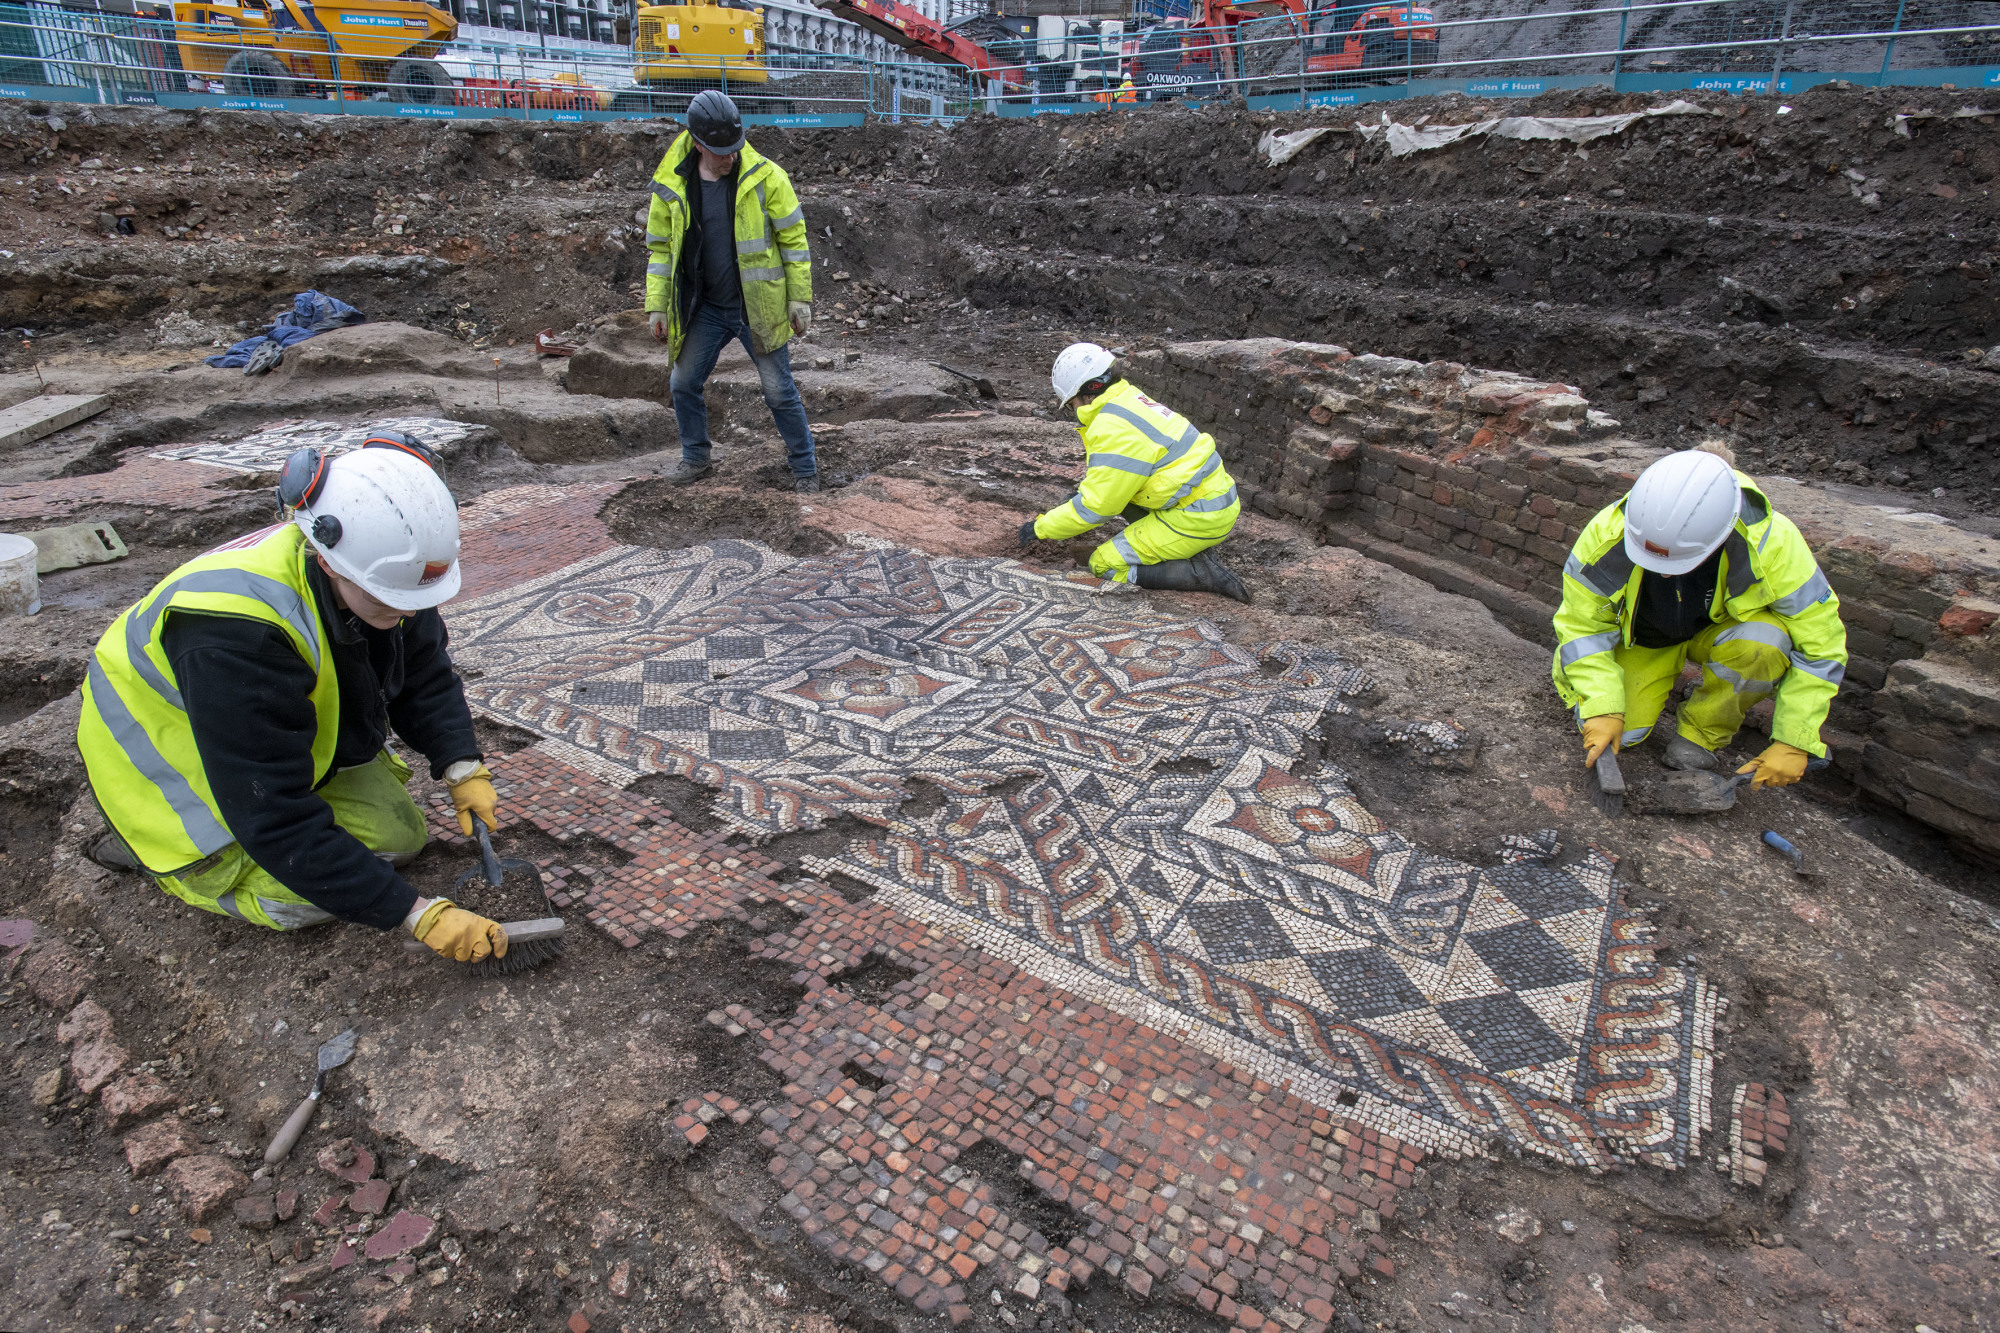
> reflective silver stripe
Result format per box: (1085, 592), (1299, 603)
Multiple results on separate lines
(1168, 453), (1222, 506)
(257, 896), (336, 930)
(127, 568), (323, 712)
(1110, 530), (1144, 583)
(1621, 724), (1653, 745)
(779, 248), (811, 263)
(741, 267), (784, 283)
(1087, 452), (1153, 477)
(1558, 631), (1619, 667)
(1787, 652), (1846, 686)
(1712, 620), (1792, 654)
(646, 261), (672, 275)
(1068, 495), (1106, 524)
(1181, 484), (1239, 514)
(1704, 661), (1776, 697)
(1769, 569), (1833, 616)
(646, 231), (670, 245)
(771, 205), (804, 229)
(649, 180), (677, 204)
(736, 236), (771, 255)
(87, 658), (233, 857)
(1564, 547), (1632, 597)
(213, 889), (247, 920)
(1095, 402), (1196, 458)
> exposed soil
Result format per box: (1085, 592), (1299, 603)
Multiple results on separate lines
(2, 86), (1998, 1333)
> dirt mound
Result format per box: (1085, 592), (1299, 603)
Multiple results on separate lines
(603, 477), (838, 556)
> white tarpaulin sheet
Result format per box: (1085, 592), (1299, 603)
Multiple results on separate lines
(1258, 99), (1715, 165)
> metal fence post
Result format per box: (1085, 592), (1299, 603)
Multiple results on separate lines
(1296, 13), (1306, 112)
(1879, 0), (1907, 78)
(1770, 0), (1795, 91)
(1613, 0), (1630, 84)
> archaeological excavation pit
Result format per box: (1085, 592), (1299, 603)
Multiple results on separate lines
(1, 82), (1997, 1333)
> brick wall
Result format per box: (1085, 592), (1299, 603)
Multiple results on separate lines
(1125, 337), (2000, 863)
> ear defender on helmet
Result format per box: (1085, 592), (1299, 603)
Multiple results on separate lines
(361, 429), (440, 473)
(276, 446), (331, 515)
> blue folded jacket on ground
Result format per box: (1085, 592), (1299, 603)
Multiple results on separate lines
(204, 290), (364, 368)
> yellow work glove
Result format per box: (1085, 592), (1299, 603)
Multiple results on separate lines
(411, 898), (508, 964)
(1737, 741), (1810, 788)
(789, 301), (812, 337)
(1580, 713), (1624, 769)
(447, 764), (499, 839)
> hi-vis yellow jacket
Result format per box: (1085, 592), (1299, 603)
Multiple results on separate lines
(1032, 381), (1240, 541)
(1553, 471), (1848, 756)
(78, 525), (339, 873)
(644, 133), (811, 361)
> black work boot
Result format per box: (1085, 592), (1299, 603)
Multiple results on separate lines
(1192, 550), (1253, 604)
(669, 460), (714, 485)
(1134, 559), (1204, 592)
(86, 832), (143, 873)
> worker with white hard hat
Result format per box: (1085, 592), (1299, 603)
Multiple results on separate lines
(77, 431), (511, 964)
(1024, 343), (1250, 602)
(1554, 447), (1848, 788)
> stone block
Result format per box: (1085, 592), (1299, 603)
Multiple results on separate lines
(164, 1155), (249, 1222)
(56, 999), (113, 1046)
(71, 1038), (130, 1096)
(100, 1073), (176, 1131)
(124, 1115), (202, 1177)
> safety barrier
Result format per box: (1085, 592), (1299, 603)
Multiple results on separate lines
(0, 6), (883, 126)
(1, 1), (1996, 126)
(955, 0), (2000, 116)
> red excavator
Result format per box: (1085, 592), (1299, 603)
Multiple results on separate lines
(804, 0), (1435, 103)
(1143, 2), (1440, 100)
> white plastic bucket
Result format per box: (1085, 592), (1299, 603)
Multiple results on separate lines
(0, 532), (41, 617)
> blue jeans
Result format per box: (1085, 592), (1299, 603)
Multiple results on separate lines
(670, 302), (816, 478)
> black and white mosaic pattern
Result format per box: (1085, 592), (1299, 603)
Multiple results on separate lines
(445, 538), (1717, 1169)
(149, 416), (482, 474)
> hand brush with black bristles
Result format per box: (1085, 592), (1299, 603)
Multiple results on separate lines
(403, 813), (567, 976)
(403, 916), (567, 975)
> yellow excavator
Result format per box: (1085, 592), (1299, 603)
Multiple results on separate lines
(620, 0), (769, 110)
(169, 0), (459, 103)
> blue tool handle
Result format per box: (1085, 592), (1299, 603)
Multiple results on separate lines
(1762, 830), (1799, 858)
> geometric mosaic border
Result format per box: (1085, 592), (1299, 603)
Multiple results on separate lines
(441, 535), (1716, 1172)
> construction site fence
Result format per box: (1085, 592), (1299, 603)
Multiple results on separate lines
(1, 1), (1996, 128)
(0, 3), (880, 125)
(956, 0), (2000, 118)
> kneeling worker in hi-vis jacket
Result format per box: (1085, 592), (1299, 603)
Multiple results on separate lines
(77, 432), (514, 964)
(1020, 342), (1252, 603)
(1554, 447), (1848, 788)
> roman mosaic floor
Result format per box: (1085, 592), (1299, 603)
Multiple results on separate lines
(444, 519), (1718, 1175)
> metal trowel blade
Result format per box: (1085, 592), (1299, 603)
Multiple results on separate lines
(318, 1027), (358, 1074)
(1652, 770), (1752, 815)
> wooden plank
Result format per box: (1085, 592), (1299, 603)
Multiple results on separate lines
(0, 394), (110, 450)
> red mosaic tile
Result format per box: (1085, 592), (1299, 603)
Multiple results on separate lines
(433, 745), (1400, 1326)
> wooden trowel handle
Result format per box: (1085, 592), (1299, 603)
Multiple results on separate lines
(264, 1090), (321, 1165)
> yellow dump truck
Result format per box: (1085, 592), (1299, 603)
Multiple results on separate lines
(624, 0), (767, 106)
(170, 0), (458, 103)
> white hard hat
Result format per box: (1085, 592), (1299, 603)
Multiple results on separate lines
(297, 446), (461, 611)
(1051, 342), (1117, 406)
(1623, 449), (1742, 575)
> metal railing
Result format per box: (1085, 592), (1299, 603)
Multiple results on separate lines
(943, 0), (2000, 115)
(0, 1), (1994, 124)
(0, 4), (889, 122)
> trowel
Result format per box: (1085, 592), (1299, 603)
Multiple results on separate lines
(1650, 769), (1753, 815)
(264, 1027), (357, 1164)
(934, 362), (999, 399)
(1590, 750), (1625, 816)
(1761, 830), (1817, 877)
